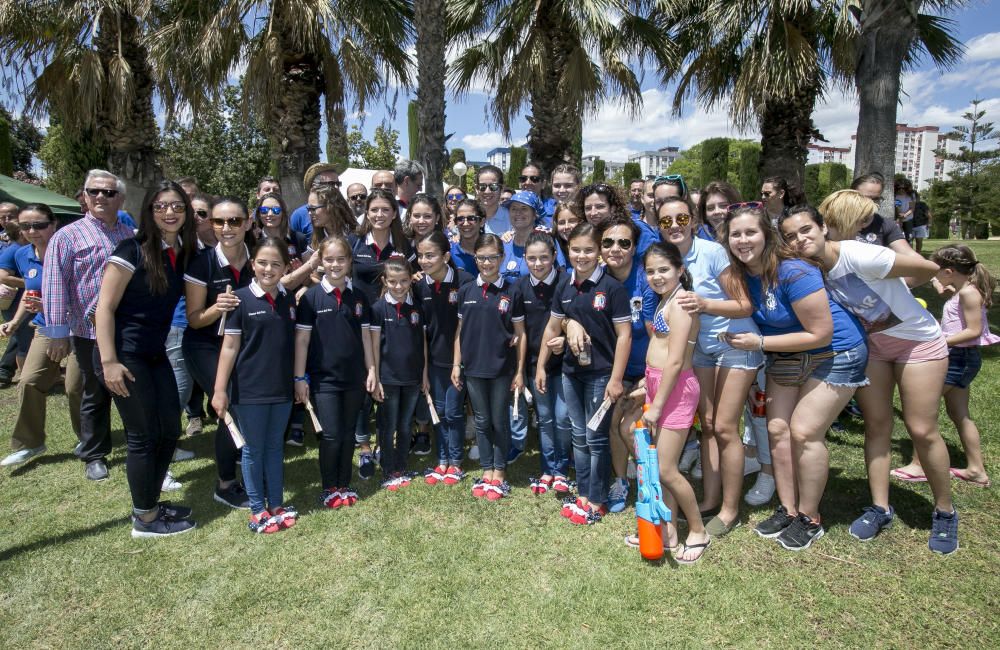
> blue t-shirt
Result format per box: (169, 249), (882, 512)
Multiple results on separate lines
(634, 218), (660, 259)
(618, 262), (656, 378)
(683, 237), (758, 354)
(450, 241), (478, 276)
(500, 239), (567, 282)
(290, 204), (313, 239)
(12, 245), (44, 327)
(117, 211), (137, 229)
(483, 206), (512, 235)
(539, 197), (557, 228)
(0, 242), (25, 313)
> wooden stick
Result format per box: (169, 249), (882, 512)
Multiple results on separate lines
(425, 392), (440, 425)
(512, 387), (520, 420)
(216, 284), (233, 336)
(305, 399), (323, 433)
(221, 410), (245, 449)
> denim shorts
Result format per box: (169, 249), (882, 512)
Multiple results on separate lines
(693, 345), (764, 371)
(813, 342), (869, 388)
(945, 346), (982, 389)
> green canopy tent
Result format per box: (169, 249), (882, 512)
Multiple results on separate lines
(0, 174), (82, 225)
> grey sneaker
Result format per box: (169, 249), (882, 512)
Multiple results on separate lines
(1, 445), (47, 467)
(185, 416), (203, 437)
(214, 482), (251, 509)
(172, 447), (195, 462)
(131, 512), (196, 539)
(85, 459), (109, 481)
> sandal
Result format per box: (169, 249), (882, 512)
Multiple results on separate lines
(674, 538), (711, 565)
(950, 467), (991, 488)
(889, 468), (927, 483)
(624, 533), (680, 555)
(530, 476), (553, 495)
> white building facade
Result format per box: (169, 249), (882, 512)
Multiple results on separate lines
(628, 146), (682, 178)
(847, 124), (960, 191)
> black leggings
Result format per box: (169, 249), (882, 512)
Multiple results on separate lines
(314, 387), (365, 489)
(183, 338), (239, 482)
(96, 350), (181, 513)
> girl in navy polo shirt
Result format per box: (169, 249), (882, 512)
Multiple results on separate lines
(294, 235), (376, 509)
(414, 231), (473, 485)
(535, 222), (632, 525)
(94, 180), (198, 538)
(183, 197), (255, 510)
(256, 191), (316, 291)
(513, 231), (572, 495)
(553, 201), (582, 266)
(214, 237), (298, 534)
(449, 199), (485, 275)
(406, 193), (445, 243)
(370, 254), (428, 490)
(452, 233), (527, 501)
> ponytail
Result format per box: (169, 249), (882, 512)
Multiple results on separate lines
(932, 245), (997, 307)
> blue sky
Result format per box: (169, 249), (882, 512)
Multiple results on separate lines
(347, 1), (1000, 165)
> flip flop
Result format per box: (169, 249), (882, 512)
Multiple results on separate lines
(890, 468), (928, 483)
(624, 534), (680, 555)
(674, 538), (711, 565)
(950, 468), (991, 488)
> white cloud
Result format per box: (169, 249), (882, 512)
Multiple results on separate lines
(461, 131), (509, 150)
(966, 32), (1000, 62)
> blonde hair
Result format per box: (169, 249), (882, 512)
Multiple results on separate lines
(819, 189), (876, 237)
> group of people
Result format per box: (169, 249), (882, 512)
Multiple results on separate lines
(0, 160), (993, 561)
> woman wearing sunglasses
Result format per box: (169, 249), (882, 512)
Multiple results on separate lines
(760, 176), (799, 225)
(519, 162), (555, 227)
(256, 192), (314, 291)
(183, 197), (256, 511)
(443, 185), (466, 236)
(449, 198), (486, 275)
(476, 165), (512, 235)
(659, 196), (762, 540)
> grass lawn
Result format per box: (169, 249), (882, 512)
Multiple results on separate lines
(1, 238), (998, 648)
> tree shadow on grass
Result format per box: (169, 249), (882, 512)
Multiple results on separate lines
(0, 515), (128, 563)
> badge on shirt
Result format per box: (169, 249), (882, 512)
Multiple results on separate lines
(448, 289), (458, 305)
(630, 296), (642, 323)
(498, 296), (511, 314)
(593, 292), (607, 311)
(864, 232), (877, 243)
(27, 268), (38, 279)
(355, 302), (363, 317)
(410, 311), (420, 326)
(765, 290), (777, 312)
(289, 306), (296, 321)
(506, 260), (518, 272)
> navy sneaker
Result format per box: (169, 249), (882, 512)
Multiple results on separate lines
(287, 427), (304, 447)
(608, 477), (629, 513)
(844, 399), (863, 419)
(214, 482), (251, 509)
(358, 452), (375, 480)
(506, 446), (523, 464)
(131, 512), (197, 538)
(849, 505), (894, 541)
(928, 509), (959, 555)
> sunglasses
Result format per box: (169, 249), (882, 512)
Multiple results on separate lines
(475, 254), (501, 263)
(210, 217), (246, 228)
(455, 215), (480, 224)
(601, 237), (633, 250)
(477, 183), (501, 192)
(519, 175), (541, 183)
(349, 193), (367, 202)
(152, 202), (186, 214)
(653, 174), (687, 195)
(194, 209), (209, 218)
(258, 206), (283, 216)
(658, 213), (692, 229)
(447, 193), (464, 201)
(305, 204), (323, 213)
(85, 187), (119, 198)
(20, 221), (53, 232)
(727, 201), (764, 213)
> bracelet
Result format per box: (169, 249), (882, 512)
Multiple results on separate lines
(758, 335), (766, 353)
(293, 375), (308, 383)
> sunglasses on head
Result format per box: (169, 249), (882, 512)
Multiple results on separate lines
(519, 175), (541, 183)
(601, 237), (633, 250)
(727, 201), (764, 213)
(20, 221), (53, 232)
(349, 193), (367, 202)
(210, 217), (246, 228)
(658, 213), (691, 228)
(477, 182), (501, 192)
(85, 187), (119, 198)
(258, 206), (282, 216)
(652, 174), (687, 194)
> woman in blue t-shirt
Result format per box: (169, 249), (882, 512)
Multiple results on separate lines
(721, 205), (866, 552)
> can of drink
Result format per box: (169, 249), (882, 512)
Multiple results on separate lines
(752, 389), (766, 418)
(25, 289), (41, 302)
(577, 340), (592, 366)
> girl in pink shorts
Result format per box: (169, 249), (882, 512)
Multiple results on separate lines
(625, 242), (709, 564)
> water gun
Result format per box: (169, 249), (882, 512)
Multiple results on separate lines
(633, 405), (672, 561)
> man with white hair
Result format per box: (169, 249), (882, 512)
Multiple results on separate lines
(41, 169), (135, 481)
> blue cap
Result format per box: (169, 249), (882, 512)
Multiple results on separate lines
(503, 190), (542, 214)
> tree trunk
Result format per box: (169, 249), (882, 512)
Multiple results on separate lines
(853, 1), (918, 217)
(414, 0), (447, 198)
(758, 87), (817, 192)
(324, 57), (349, 172)
(95, 11), (161, 216)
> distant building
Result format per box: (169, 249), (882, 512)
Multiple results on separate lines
(581, 155), (625, 179)
(807, 144), (851, 166)
(848, 124), (961, 191)
(628, 146), (683, 178)
(486, 147), (511, 170)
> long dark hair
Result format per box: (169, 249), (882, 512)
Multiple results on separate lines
(211, 195), (256, 252)
(643, 241), (692, 291)
(406, 193), (446, 238)
(416, 230), (458, 275)
(580, 184), (629, 223)
(719, 205), (808, 298)
(933, 245), (997, 308)
(137, 181), (198, 295)
(310, 186), (355, 250)
(254, 191), (290, 239)
(360, 188), (407, 245)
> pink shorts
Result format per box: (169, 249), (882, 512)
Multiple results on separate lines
(645, 366), (700, 430)
(867, 332), (948, 364)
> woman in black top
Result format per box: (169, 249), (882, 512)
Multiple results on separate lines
(94, 180), (198, 538)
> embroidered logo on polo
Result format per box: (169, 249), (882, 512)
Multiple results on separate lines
(27, 268), (38, 279)
(355, 302), (363, 317)
(593, 292), (607, 311)
(498, 296), (511, 314)
(448, 289), (458, 304)
(410, 311), (420, 326)
(289, 307), (296, 321)
(630, 296), (642, 323)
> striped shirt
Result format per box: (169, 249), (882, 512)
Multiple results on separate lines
(41, 212), (135, 339)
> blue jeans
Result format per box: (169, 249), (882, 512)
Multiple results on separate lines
(377, 384), (421, 475)
(165, 327), (194, 417)
(562, 372), (612, 505)
(355, 394), (374, 445)
(527, 373), (571, 477)
(314, 388), (365, 489)
(429, 365), (467, 466)
(465, 376), (512, 471)
(233, 401), (293, 514)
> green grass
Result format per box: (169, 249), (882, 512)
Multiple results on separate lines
(1, 238), (998, 648)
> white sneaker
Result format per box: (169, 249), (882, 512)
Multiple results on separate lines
(172, 447), (195, 462)
(468, 445), (480, 461)
(743, 455), (762, 476)
(1, 445), (47, 467)
(691, 455), (703, 479)
(744, 472), (776, 506)
(679, 441), (699, 474)
(162, 471), (183, 492)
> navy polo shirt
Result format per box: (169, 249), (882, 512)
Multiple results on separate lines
(413, 266), (473, 369)
(514, 268), (564, 374)
(224, 280), (295, 404)
(12, 245), (45, 327)
(183, 244), (253, 347)
(107, 238), (184, 356)
(551, 266), (631, 376)
(349, 232), (415, 304)
(449, 241), (478, 275)
(370, 293), (425, 386)
(296, 278), (371, 391)
(286, 230), (309, 262)
(456, 275), (525, 378)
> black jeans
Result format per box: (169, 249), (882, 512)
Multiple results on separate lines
(314, 387), (365, 489)
(465, 376), (512, 471)
(96, 350), (181, 513)
(377, 384), (421, 475)
(183, 337), (238, 482)
(73, 336), (113, 463)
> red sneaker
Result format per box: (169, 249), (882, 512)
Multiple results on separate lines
(272, 506), (298, 530)
(321, 489), (344, 509)
(398, 473), (412, 488)
(383, 473), (402, 491)
(248, 510), (280, 534)
(425, 465), (447, 485)
(443, 466), (465, 485)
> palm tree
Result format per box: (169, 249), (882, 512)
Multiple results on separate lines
(414, 0), (447, 198)
(149, 1), (413, 207)
(850, 0), (964, 213)
(448, 0), (677, 178)
(0, 1), (162, 215)
(653, 1), (857, 189)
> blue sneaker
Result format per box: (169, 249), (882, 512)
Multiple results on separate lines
(506, 446), (523, 464)
(849, 505), (894, 541)
(608, 477), (629, 513)
(928, 509), (959, 555)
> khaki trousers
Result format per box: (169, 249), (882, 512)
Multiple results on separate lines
(11, 329), (82, 451)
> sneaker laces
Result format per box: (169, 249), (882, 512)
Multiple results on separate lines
(931, 510), (958, 540)
(609, 479), (627, 501)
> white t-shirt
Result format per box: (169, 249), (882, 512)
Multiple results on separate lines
(826, 240), (940, 341)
